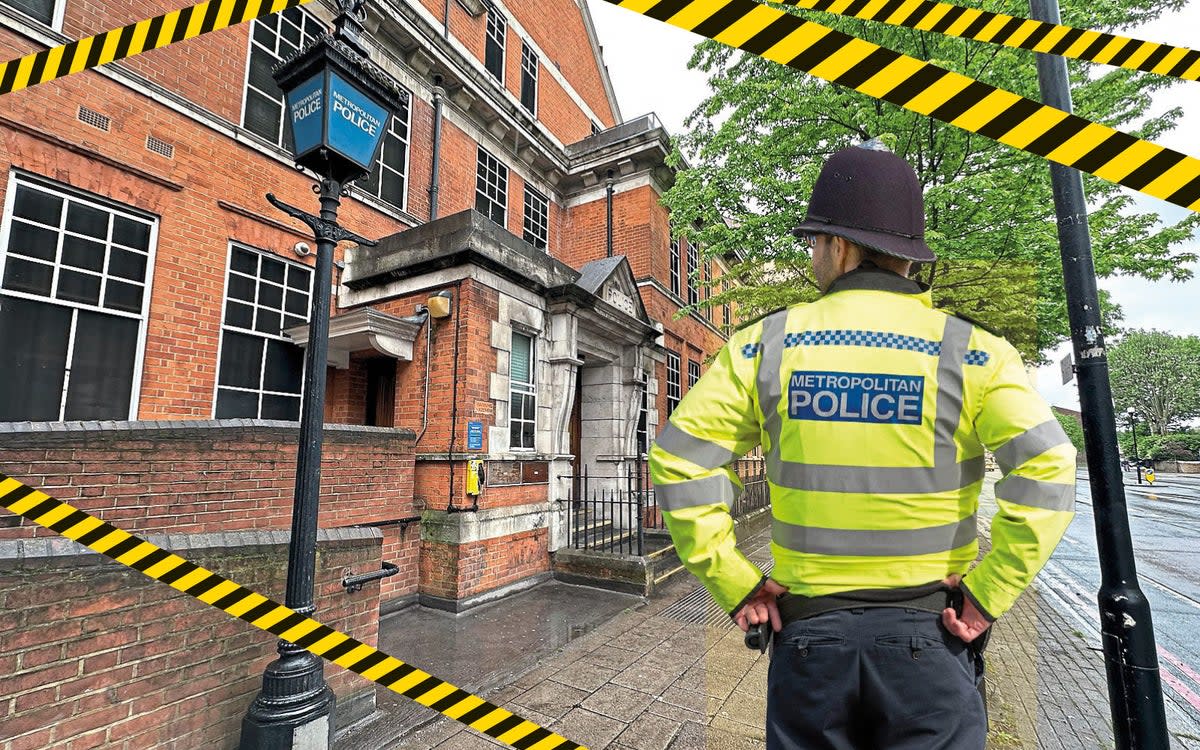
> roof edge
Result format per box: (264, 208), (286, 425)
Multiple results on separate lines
(578, 0), (624, 125)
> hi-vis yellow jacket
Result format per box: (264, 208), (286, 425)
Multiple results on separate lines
(649, 266), (1076, 621)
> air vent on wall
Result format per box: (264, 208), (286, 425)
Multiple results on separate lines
(146, 135), (174, 159)
(77, 106), (110, 132)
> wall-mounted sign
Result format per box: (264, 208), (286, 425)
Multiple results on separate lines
(467, 421), (483, 451)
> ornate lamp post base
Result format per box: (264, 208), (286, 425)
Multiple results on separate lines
(240, 645), (335, 749)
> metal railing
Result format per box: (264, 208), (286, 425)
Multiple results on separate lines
(562, 464), (646, 556)
(560, 457), (769, 556)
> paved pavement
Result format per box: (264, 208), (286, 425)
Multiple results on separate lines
(344, 473), (1200, 749)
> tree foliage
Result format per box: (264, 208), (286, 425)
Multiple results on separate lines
(1054, 410), (1086, 456)
(665, 0), (1199, 362)
(1109, 330), (1200, 435)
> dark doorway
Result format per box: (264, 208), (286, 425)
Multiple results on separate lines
(570, 366), (583, 475)
(364, 358), (396, 427)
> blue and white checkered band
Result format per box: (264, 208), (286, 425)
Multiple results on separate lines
(741, 329), (991, 366)
(782, 330), (942, 355)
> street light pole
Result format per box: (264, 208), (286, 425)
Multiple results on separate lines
(1127, 408), (1142, 485)
(240, 3), (402, 747)
(1028, 0), (1168, 745)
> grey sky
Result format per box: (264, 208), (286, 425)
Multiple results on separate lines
(587, 0), (1200, 409)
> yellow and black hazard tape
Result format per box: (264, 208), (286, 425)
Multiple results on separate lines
(608, 0), (1200, 212)
(0, 0), (318, 96)
(778, 0), (1200, 81)
(0, 474), (585, 750)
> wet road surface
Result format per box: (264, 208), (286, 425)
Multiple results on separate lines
(1041, 470), (1200, 739)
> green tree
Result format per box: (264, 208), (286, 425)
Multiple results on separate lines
(1109, 330), (1200, 435)
(1054, 410), (1086, 456)
(666, 0), (1199, 362)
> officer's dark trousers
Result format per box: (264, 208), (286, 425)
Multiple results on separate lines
(766, 607), (986, 750)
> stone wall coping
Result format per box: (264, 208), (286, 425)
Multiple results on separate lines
(0, 419), (416, 446)
(0, 526), (381, 570)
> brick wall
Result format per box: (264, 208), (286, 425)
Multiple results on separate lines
(419, 527), (548, 602)
(0, 22), (418, 421)
(0, 422), (417, 544)
(0, 528), (381, 750)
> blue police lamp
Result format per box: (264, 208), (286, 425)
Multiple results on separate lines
(240, 3), (406, 748)
(273, 5), (403, 184)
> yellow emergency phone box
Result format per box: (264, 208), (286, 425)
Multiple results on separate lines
(466, 459), (484, 495)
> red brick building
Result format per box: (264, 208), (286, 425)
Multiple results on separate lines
(0, 0), (734, 612)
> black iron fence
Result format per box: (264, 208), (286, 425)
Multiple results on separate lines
(560, 457), (769, 556)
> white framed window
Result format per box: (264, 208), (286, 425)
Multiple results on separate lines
(686, 240), (698, 307)
(1, 0), (63, 28)
(242, 7), (321, 148)
(520, 41), (538, 115)
(723, 281), (731, 329)
(0, 173), (157, 421)
(522, 185), (549, 251)
(214, 244), (313, 420)
(669, 238), (680, 298)
(476, 147), (508, 227)
(485, 7), (506, 82)
(509, 331), (536, 451)
(665, 351), (681, 417)
(688, 359), (701, 389)
(357, 96), (413, 211)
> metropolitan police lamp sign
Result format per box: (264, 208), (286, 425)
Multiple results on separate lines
(284, 69), (390, 174)
(273, 15), (404, 184)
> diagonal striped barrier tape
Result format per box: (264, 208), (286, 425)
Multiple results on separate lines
(776, 0), (1200, 81)
(0, 474), (585, 750)
(0, 0), (318, 96)
(607, 0), (1200, 212)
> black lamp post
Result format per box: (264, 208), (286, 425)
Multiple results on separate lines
(1126, 407), (1142, 485)
(240, 3), (404, 748)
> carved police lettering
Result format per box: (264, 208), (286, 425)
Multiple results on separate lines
(788, 371), (925, 425)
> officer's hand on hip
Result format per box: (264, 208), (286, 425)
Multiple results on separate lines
(941, 574), (991, 644)
(734, 579), (787, 633)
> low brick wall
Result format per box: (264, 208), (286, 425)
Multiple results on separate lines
(1152, 460), (1200, 474)
(0, 528), (381, 750)
(0, 420), (418, 604)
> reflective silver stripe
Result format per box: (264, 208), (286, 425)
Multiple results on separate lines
(654, 422), (736, 471)
(995, 475), (1075, 512)
(767, 454), (985, 494)
(933, 316), (972, 467)
(656, 474), (736, 513)
(994, 420), (1071, 474)
(757, 310), (789, 455)
(772, 515), (978, 556)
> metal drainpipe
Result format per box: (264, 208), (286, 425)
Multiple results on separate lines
(445, 281), (465, 512)
(414, 306), (433, 445)
(442, 0), (450, 37)
(605, 170), (615, 258)
(429, 77), (445, 222)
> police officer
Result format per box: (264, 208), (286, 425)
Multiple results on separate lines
(648, 144), (1077, 749)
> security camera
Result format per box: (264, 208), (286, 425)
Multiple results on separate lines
(294, 241), (312, 257)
